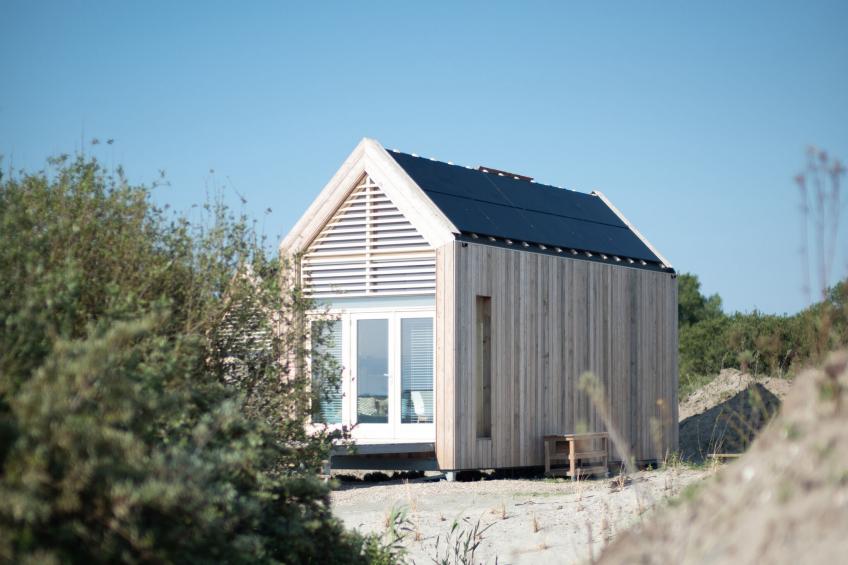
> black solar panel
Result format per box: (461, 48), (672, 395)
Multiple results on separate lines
(389, 151), (662, 263)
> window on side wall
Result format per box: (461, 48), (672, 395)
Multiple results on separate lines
(475, 296), (492, 439)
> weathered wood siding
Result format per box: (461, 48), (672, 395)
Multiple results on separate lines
(435, 241), (457, 467)
(435, 241), (678, 470)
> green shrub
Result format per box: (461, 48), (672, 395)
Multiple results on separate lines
(679, 315), (732, 377)
(677, 273), (723, 327)
(0, 154), (395, 564)
(677, 273), (847, 387)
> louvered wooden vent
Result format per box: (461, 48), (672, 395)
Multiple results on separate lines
(302, 175), (435, 297)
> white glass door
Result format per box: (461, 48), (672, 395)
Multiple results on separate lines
(352, 315), (394, 439)
(349, 311), (434, 441)
(355, 318), (390, 426)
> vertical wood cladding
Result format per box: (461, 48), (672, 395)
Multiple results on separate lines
(435, 241), (678, 470)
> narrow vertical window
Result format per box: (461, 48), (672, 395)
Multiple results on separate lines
(311, 320), (343, 424)
(401, 317), (434, 423)
(475, 296), (492, 439)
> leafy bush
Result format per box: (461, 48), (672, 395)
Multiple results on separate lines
(677, 273), (723, 327)
(677, 273), (847, 387)
(0, 154), (393, 563)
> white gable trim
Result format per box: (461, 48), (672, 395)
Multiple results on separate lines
(592, 190), (673, 269)
(280, 138), (458, 256)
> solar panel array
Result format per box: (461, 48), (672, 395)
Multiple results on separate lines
(389, 151), (662, 264)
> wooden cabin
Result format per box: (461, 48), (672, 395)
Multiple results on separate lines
(281, 138), (678, 472)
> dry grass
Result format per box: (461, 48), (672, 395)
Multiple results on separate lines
(574, 472), (586, 512)
(531, 512), (541, 533)
(489, 502), (508, 520)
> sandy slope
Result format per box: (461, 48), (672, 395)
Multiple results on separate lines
(598, 352), (848, 564)
(679, 368), (792, 421)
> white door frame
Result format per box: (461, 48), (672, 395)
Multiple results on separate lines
(346, 307), (435, 442)
(350, 311), (396, 440)
(308, 305), (436, 443)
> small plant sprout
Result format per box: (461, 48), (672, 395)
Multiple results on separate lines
(405, 480), (420, 514)
(611, 467), (630, 492)
(430, 515), (494, 565)
(575, 476), (586, 511)
(586, 520), (595, 564)
(601, 502), (613, 546)
(490, 502), (508, 520)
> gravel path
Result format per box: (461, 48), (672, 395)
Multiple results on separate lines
(331, 467), (711, 564)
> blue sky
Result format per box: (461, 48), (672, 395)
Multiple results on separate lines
(3, 1), (846, 315)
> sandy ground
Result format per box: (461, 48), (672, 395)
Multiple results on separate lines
(331, 467), (711, 564)
(331, 369), (793, 564)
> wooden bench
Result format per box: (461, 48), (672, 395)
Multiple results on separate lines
(544, 432), (609, 479)
(708, 453), (741, 461)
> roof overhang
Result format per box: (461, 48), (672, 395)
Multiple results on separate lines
(279, 138), (458, 256)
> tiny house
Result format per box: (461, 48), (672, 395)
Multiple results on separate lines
(281, 138), (678, 471)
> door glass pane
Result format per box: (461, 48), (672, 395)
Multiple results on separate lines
(356, 319), (389, 423)
(311, 320), (342, 424)
(401, 318), (434, 424)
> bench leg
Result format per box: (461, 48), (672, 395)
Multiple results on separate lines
(569, 440), (576, 480)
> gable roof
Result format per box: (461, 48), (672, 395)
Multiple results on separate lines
(281, 138), (672, 273)
(280, 138), (457, 256)
(387, 151), (671, 270)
